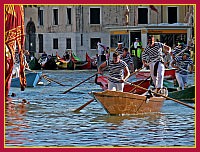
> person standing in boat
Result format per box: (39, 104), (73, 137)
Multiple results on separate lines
(97, 40), (107, 67)
(115, 41), (124, 55)
(120, 47), (134, 73)
(98, 52), (130, 92)
(171, 40), (189, 57)
(171, 53), (194, 90)
(142, 35), (171, 94)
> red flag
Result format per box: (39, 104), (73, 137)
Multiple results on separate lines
(5, 5), (26, 97)
(149, 5), (158, 13)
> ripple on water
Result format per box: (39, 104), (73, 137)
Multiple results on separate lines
(6, 70), (195, 147)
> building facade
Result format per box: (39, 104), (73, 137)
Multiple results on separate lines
(24, 5), (195, 60)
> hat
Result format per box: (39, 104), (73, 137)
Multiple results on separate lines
(118, 41), (123, 45)
(135, 38), (138, 40)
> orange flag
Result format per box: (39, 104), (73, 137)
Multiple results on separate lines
(5, 5), (26, 97)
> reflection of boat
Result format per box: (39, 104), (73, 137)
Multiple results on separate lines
(136, 68), (176, 79)
(164, 79), (195, 102)
(92, 90), (166, 115)
(11, 71), (42, 87)
(95, 75), (150, 94)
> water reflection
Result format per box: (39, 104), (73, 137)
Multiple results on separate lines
(5, 70), (195, 147)
(5, 98), (32, 145)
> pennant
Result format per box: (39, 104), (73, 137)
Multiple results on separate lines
(5, 5), (26, 97)
(149, 5), (158, 13)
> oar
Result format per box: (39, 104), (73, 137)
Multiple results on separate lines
(129, 56), (161, 78)
(129, 76), (151, 93)
(178, 67), (194, 74)
(62, 73), (98, 94)
(63, 67), (107, 94)
(26, 68), (65, 86)
(107, 76), (195, 110)
(129, 46), (188, 78)
(74, 98), (95, 112)
(74, 76), (151, 112)
(41, 74), (66, 86)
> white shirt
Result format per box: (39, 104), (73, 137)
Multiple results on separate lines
(97, 42), (105, 55)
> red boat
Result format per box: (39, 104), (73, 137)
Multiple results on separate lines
(78, 53), (92, 70)
(95, 75), (150, 95)
(135, 68), (176, 79)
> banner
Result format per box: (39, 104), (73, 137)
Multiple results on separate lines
(5, 5), (26, 97)
(149, 5), (158, 13)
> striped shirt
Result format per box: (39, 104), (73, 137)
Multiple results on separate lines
(115, 47), (124, 55)
(172, 46), (187, 57)
(106, 60), (128, 83)
(142, 42), (164, 62)
(174, 56), (193, 75)
(120, 53), (133, 65)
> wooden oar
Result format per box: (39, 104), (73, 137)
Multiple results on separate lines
(178, 67), (194, 74)
(129, 56), (162, 78)
(26, 68), (65, 86)
(129, 46), (188, 78)
(129, 76), (151, 93)
(63, 67), (107, 94)
(62, 73), (98, 94)
(41, 74), (66, 86)
(74, 76), (151, 112)
(107, 76), (195, 110)
(74, 98), (95, 112)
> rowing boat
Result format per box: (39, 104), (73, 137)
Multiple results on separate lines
(92, 90), (166, 115)
(168, 86), (195, 101)
(163, 79), (195, 101)
(95, 75), (150, 94)
(11, 71), (42, 87)
(135, 68), (176, 79)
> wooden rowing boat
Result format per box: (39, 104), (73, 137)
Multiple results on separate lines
(92, 90), (166, 115)
(135, 68), (176, 79)
(168, 86), (195, 101)
(163, 79), (195, 101)
(11, 71), (42, 87)
(95, 75), (150, 94)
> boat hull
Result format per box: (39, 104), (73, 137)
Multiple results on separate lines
(168, 86), (195, 101)
(11, 72), (42, 87)
(93, 90), (165, 115)
(136, 68), (176, 79)
(95, 76), (150, 94)
(164, 80), (195, 101)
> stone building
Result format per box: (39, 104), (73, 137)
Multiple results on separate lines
(24, 5), (195, 60)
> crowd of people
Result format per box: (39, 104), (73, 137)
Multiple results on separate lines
(97, 36), (194, 93)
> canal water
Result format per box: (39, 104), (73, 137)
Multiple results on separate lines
(5, 70), (195, 147)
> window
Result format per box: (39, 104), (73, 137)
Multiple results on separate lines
(66, 8), (71, 24)
(53, 9), (58, 25)
(53, 38), (58, 49)
(110, 34), (129, 48)
(66, 38), (71, 49)
(38, 8), (44, 26)
(90, 8), (100, 24)
(168, 7), (177, 24)
(81, 34), (83, 46)
(38, 34), (43, 53)
(91, 38), (101, 49)
(138, 8), (148, 24)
